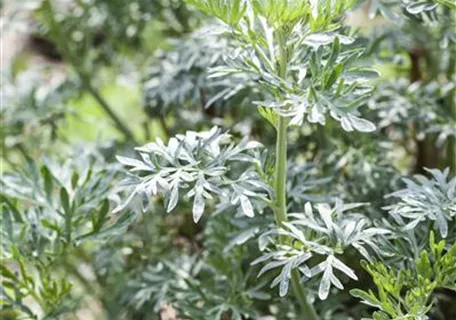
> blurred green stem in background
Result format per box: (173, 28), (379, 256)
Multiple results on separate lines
(447, 53), (456, 174)
(41, 0), (138, 144)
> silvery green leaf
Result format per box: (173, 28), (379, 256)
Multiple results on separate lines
(224, 227), (260, 253)
(279, 260), (293, 297)
(240, 195), (254, 218)
(341, 116), (354, 132)
(308, 103), (326, 125)
(342, 202), (368, 212)
(310, 260), (327, 277)
(167, 185), (179, 212)
(330, 273), (344, 290)
(347, 116), (376, 133)
(258, 259), (288, 278)
(305, 33), (335, 47)
(360, 228), (391, 238)
(338, 35), (356, 45)
(344, 68), (380, 82)
(299, 265), (312, 278)
(251, 252), (277, 266)
(316, 203), (333, 231)
(332, 256), (358, 280)
(304, 33), (354, 48)
(318, 263), (332, 300)
(192, 188), (205, 223)
(116, 127), (268, 221)
(304, 202), (314, 218)
(385, 168), (455, 239)
(298, 67), (307, 85)
(434, 210), (448, 238)
(406, 2), (438, 14)
(116, 156), (151, 171)
(283, 222), (307, 243)
(257, 229), (286, 251)
(352, 243), (372, 261)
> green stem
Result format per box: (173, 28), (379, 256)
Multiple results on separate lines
(449, 139), (456, 174)
(447, 55), (456, 174)
(274, 116), (289, 227)
(291, 271), (319, 320)
(159, 116), (171, 140)
(42, 0), (137, 144)
(274, 29), (319, 320)
(82, 79), (137, 143)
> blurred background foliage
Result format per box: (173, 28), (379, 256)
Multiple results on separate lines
(0, 0), (455, 319)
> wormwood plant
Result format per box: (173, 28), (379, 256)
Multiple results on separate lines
(116, 1), (383, 318)
(3, 0), (455, 319)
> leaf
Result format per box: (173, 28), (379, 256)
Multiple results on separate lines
(76, 211), (137, 241)
(224, 227), (260, 253)
(71, 171), (79, 189)
(304, 202), (314, 217)
(345, 68), (380, 81)
(279, 261), (293, 297)
(257, 260), (288, 278)
(417, 251), (433, 279)
(376, 4), (402, 23)
(0, 264), (16, 279)
(116, 156), (152, 171)
(42, 219), (61, 233)
(257, 107), (278, 128)
(167, 185), (179, 213)
(348, 115), (376, 133)
(0, 196), (23, 223)
(332, 256), (358, 280)
(350, 289), (383, 308)
(93, 199), (110, 232)
(316, 203), (333, 230)
(240, 194), (254, 218)
(305, 33), (354, 48)
(325, 63), (344, 89)
(41, 165), (53, 201)
(305, 33), (336, 47)
(319, 263), (332, 300)
(60, 188), (70, 215)
(436, 0), (456, 10)
(406, 2), (438, 14)
(116, 127), (266, 223)
(192, 188), (205, 223)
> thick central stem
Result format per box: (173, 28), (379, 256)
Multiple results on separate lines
(274, 30), (319, 320)
(274, 116), (318, 320)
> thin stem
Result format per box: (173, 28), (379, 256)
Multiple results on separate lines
(274, 116), (288, 227)
(446, 54), (455, 174)
(291, 271), (319, 320)
(274, 29), (320, 320)
(159, 116), (171, 140)
(23, 281), (45, 309)
(42, 0), (137, 144)
(82, 79), (137, 143)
